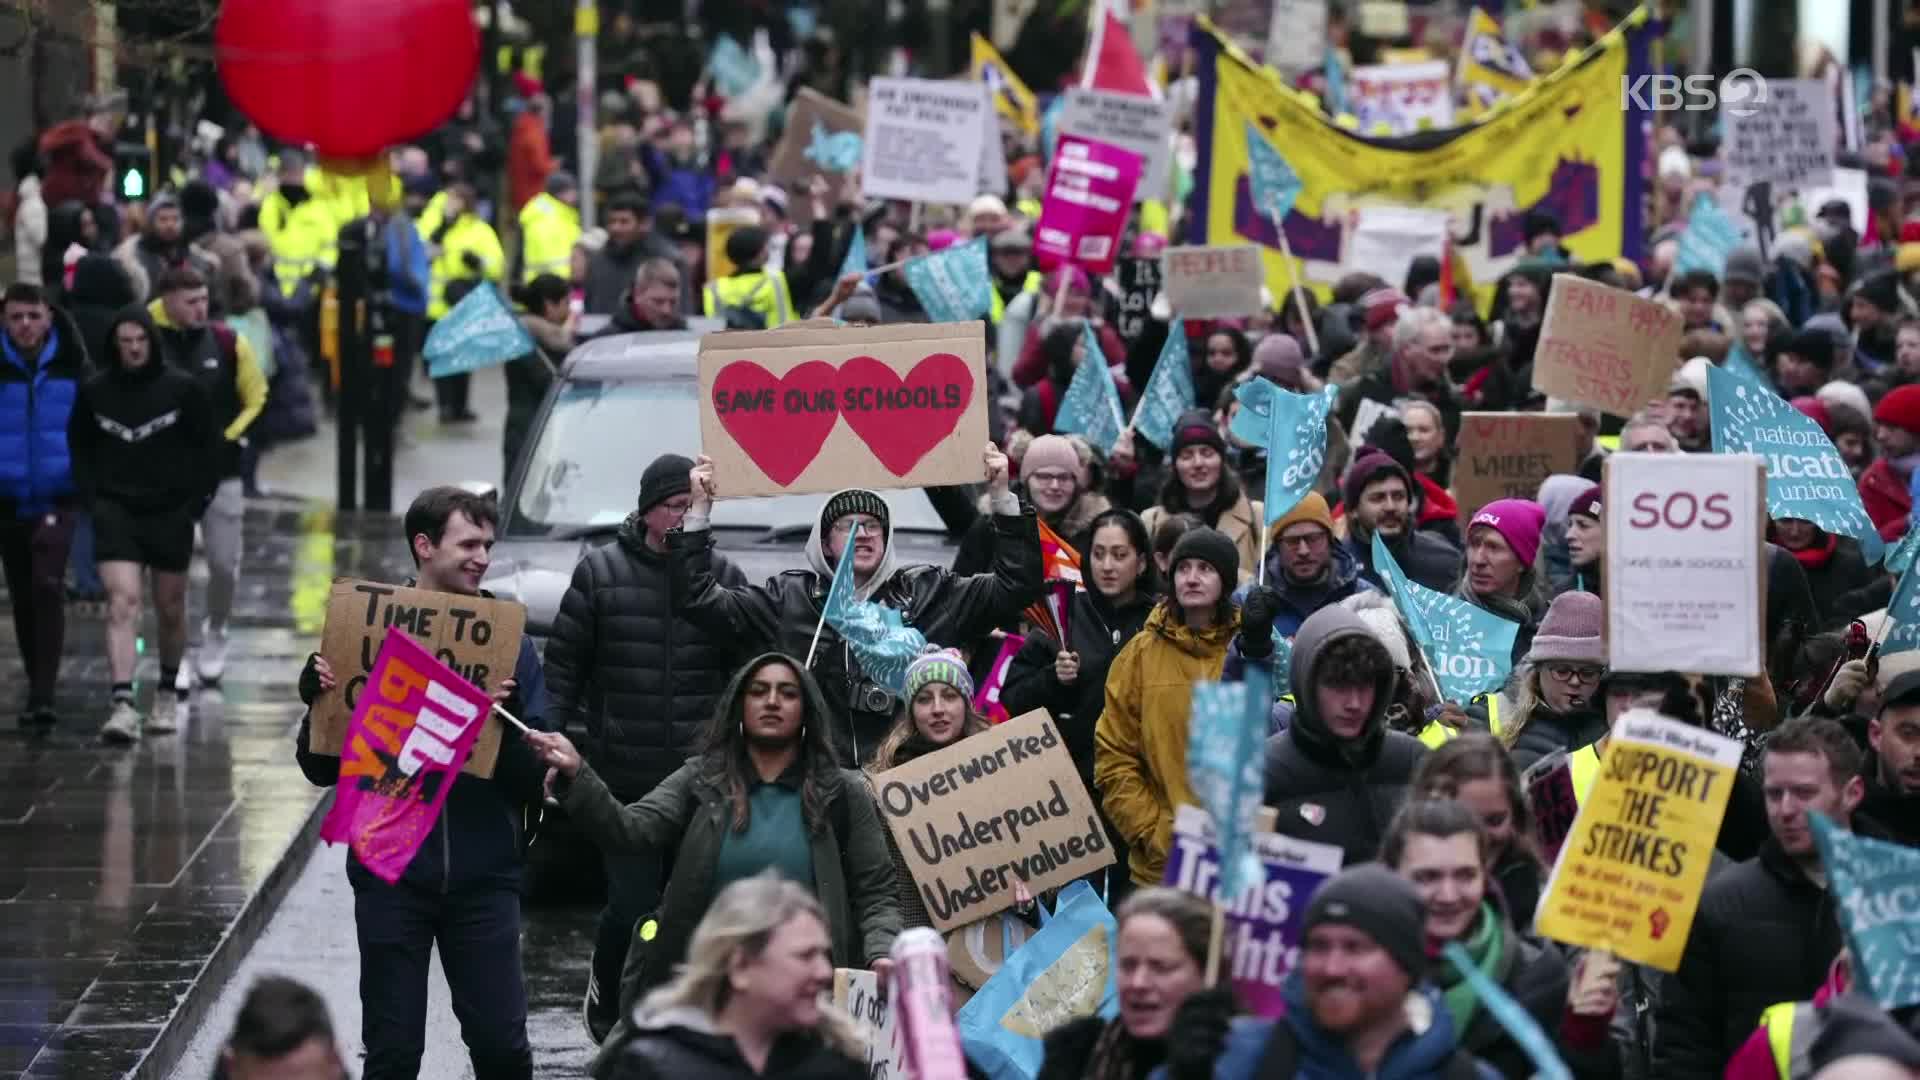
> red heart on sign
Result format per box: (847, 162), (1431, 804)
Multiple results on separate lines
(711, 360), (839, 487)
(835, 354), (975, 477)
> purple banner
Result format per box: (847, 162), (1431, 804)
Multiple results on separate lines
(1161, 805), (1343, 1017)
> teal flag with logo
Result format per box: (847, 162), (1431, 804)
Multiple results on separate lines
(839, 221), (868, 279)
(1372, 533), (1518, 703)
(1810, 812), (1920, 1009)
(819, 523), (927, 695)
(1244, 122), (1303, 221)
(902, 236), (991, 323)
(1673, 192), (1744, 277)
(1263, 384), (1339, 526)
(1188, 667), (1272, 901)
(1708, 363), (1886, 564)
(1053, 322), (1126, 453)
(424, 283), (536, 379)
(1132, 328), (1195, 450)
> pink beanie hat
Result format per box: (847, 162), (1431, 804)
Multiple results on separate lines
(1469, 498), (1547, 568)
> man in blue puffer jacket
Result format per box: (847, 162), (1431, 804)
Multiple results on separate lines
(0, 281), (89, 727)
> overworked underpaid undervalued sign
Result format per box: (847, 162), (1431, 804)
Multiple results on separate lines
(872, 709), (1113, 929)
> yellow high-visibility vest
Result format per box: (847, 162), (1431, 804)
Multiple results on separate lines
(989, 270), (1042, 324)
(703, 271), (794, 328)
(517, 192), (581, 284)
(1417, 695), (1503, 748)
(428, 215), (505, 321)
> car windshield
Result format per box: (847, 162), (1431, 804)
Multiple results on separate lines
(504, 375), (952, 538)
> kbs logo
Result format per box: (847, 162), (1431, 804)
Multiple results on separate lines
(1620, 68), (1766, 116)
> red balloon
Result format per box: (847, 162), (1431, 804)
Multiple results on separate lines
(217, 0), (479, 159)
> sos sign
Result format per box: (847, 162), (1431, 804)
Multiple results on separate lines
(1605, 453), (1766, 678)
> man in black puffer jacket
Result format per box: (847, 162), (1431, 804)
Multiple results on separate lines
(1655, 716), (1872, 1080)
(1253, 604), (1428, 865)
(542, 453), (746, 1043)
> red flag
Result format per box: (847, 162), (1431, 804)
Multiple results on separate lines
(1023, 519), (1082, 641)
(1080, 1), (1158, 99)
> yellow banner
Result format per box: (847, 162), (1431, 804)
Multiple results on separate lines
(1533, 712), (1743, 972)
(971, 33), (1039, 137)
(1457, 7), (1533, 115)
(1191, 9), (1648, 314)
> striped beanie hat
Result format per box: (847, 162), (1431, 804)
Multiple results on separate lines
(904, 648), (974, 701)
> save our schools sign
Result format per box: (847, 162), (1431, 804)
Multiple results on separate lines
(871, 709), (1113, 929)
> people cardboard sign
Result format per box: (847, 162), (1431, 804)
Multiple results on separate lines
(833, 968), (907, 1079)
(1453, 412), (1582, 522)
(1531, 275), (1684, 418)
(1162, 245), (1264, 319)
(769, 88), (864, 184)
(1604, 452), (1767, 677)
(1533, 711), (1744, 971)
(311, 580), (526, 778)
(872, 709), (1113, 929)
(699, 322), (989, 497)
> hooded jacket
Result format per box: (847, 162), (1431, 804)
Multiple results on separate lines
(1003, 587), (1157, 794)
(1265, 537), (1377, 638)
(1655, 836), (1851, 1080)
(147, 297), (267, 476)
(1261, 606), (1429, 865)
(560, 654), (902, 1057)
(601, 1004), (866, 1080)
(66, 307), (220, 513)
(542, 513), (746, 801)
(1210, 973), (1500, 1080)
(670, 497), (1043, 766)
(0, 303), (88, 519)
(1094, 603), (1241, 885)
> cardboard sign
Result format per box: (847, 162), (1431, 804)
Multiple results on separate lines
(1605, 452), (1767, 677)
(872, 709), (1114, 929)
(320, 631), (496, 882)
(1453, 412), (1582, 522)
(1162, 244), (1263, 318)
(1349, 61), (1455, 134)
(1534, 711), (1744, 972)
(311, 580), (524, 778)
(860, 78), (989, 205)
(833, 968), (907, 1079)
(1163, 805), (1343, 1017)
(1114, 256), (1161, 342)
(1057, 88), (1174, 204)
(769, 89), (864, 184)
(1345, 206), (1450, 299)
(698, 321), (988, 497)
(1265, 0), (1328, 76)
(1523, 753), (1582, 868)
(1034, 135), (1143, 275)
(1532, 275), (1685, 418)
(1722, 78), (1836, 190)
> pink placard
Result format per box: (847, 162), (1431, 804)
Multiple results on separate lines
(320, 628), (495, 883)
(1034, 134), (1144, 275)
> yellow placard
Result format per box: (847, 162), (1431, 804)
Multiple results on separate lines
(1533, 711), (1743, 972)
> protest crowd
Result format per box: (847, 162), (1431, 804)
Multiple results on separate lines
(13, 1), (1920, 1078)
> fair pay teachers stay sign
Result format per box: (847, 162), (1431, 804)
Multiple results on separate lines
(872, 709), (1113, 929)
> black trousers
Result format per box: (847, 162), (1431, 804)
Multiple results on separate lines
(354, 872), (532, 1080)
(0, 509), (74, 707)
(591, 852), (661, 1026)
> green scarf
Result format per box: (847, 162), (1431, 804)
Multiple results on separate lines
(1437, 903), (1505, 1035)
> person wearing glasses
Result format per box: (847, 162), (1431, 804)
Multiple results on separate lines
(1244, 492), (1376, 640)
(1497, 591), (1607, 775)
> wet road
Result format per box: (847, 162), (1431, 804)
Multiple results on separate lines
(4, 367), (602, 1076)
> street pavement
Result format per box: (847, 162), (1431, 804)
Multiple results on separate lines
(4, 364), (599, 1077)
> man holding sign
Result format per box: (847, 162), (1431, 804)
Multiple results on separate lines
(293, 487), (549, 1080)
(1655, 718), (1873, 1079)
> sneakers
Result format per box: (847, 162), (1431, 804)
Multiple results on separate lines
(146, 693), (179, 735)
(583, 960), (613, 1045)
(174, 664), (193, 694)
(198, 620), (229, 685)
(100, 701), (141, 744)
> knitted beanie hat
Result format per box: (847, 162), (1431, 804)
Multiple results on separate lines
(904, 648), (975, 701)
